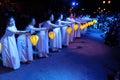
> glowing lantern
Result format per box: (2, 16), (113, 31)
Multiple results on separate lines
(30, 35), (39, 46)
(66, 26), (72, 35)
(80, 22), (90, 30)
(87, 22), (92, 26)
(85, 23), (89, 27)
(80, 25), (86, 30)
(73, 23), (79, 31)
(80, 25), (83, 30)
(0, 43), (2, 53)
(48, 31), (56, 39)
(89, 22), (94, 25)
(93, 20), (97, 23)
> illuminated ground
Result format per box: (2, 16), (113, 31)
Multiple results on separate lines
(0, 28), (120, 80)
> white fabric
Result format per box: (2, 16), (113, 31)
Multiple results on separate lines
(25, 25), (36, 60)
(74, 24), (81, 38)
(50, 27), (62, 49)
(69, 24), (74, 42)
(56, 19), (70, 46)
(38, 21), (50, 54)
(66, 18), (76, 42)
(61, 26), (69, 46)
(37, 30), (49, 55)
(1, 26), (20, 69)
(17, 34), (33, 62)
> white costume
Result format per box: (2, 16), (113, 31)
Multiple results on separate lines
(66, 18), (75, 42)
(24, 25), (35, 61)
(52, 21), (62, 49)
(56, 19), (70, 46)
(37, 27), (49, 57)
(41, 14), (65, 51)
(42, 20), (62, 51)
(17, 34), (33, 62)
(1, 26), (21, 69)
(74, 21), (81, 38)
(61, 26), (69, 46)
(38, 21), (50, 54)
(17, 22), (47, 60)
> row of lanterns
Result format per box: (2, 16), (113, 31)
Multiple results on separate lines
(30, 20), (97, 46)
(0, 20), (97, 50)
(80, 19), (97, 30)
(47, 23), (79, 40)
(66, 23), (78, 35)
(66, 19), (97, 35)
(30, 31), (56, 46)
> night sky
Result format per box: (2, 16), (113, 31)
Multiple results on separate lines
(11, 0), (120, 13)
(1, 0), (120, 22)
(0, 0), (120, 38)
(0, 0), (118, 27)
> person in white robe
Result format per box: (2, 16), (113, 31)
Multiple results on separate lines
(55, 13), (73, 47)
(1, 16), (27, 70)
(37, 22), (50, 56)
(36, 23), (49, 58)
(17, 17), (47, 63)
(66, 13), (81, 42)
(73, 13), (81, 38)
(40, 13), (64, 52)
(75, 16), (87, 36)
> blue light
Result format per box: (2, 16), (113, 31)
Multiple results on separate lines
(72, 2), (79, 6)
(76, 3), (78, 5)
(72, 2), (76, 6)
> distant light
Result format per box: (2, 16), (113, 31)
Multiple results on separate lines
(103, 8), (106, 10)
(108, 1), (111, 4)
(76, 3), (78, 5)
(72, 2), (76, 6)
(103, 1), (105, 4)
(72, 2), (79, 6)
(98, 7), (101, 9)
(82, 8), (84, 11)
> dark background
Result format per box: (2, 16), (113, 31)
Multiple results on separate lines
(0, 0), (120, 20)
(10, 0), (119, 12)
(0, 0), (120, 38)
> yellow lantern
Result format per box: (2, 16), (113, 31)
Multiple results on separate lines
(30, 35), (39, 46)
(80, 22), (90, 30)
(93, 20), (97, 23)
(0, 43), (2, 53)
(87, 22), (91, 26)
(48, 31), (56, 39)
(80, 25), (86, 30)
(66, 26), (72, 35)
(73, 23), (79, 31)
(85, 23), (89, 27)
(89, 22), (94, 25)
